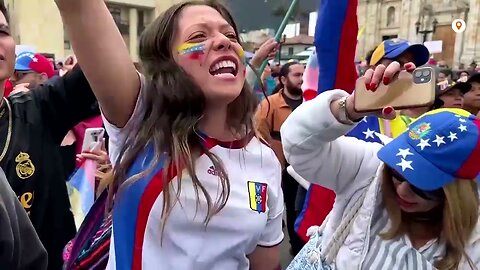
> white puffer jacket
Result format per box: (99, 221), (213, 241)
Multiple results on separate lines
(280, 90), (480, 269)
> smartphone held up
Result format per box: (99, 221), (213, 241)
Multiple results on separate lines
(354, 67), (436, 112)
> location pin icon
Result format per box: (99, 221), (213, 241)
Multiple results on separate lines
(456, 21), (462, 30)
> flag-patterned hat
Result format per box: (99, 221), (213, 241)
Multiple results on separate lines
(377, 108), (480, 191)
(15, 52), (55, 78)
(370, 38), (430, 67)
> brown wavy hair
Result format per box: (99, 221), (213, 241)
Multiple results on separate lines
(108, 0), (259, 237)
(381, 166), (479, 270)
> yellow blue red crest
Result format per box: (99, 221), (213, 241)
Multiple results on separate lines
(247, 181), (267, 213)
(408, 122), (431, 140)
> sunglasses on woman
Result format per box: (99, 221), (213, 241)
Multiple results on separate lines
(389, 168), (445, 201)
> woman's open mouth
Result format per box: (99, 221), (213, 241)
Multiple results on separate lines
(209, 56), (238, 79)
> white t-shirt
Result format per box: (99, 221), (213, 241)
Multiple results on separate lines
(103, 82), (284, 270)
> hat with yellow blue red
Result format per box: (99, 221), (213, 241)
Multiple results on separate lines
(370, 38), (430, 67)
(377, 108), (480, 191)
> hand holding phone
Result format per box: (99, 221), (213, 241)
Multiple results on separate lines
(354, 64), (435, 113)
(81, 128), (105, 152)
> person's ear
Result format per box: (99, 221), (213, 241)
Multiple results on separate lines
(39, 73), (48, 82)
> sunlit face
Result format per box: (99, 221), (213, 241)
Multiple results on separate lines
(0, 12), (15, 85)
(172, 5), (246, 106)
(391, 169), (442, 213)
(439, 88), (464, 109)
(464, 81), (480, 112)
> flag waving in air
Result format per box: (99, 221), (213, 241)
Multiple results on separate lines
(295, 0), (390, 242)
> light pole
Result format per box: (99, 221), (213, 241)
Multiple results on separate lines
(416, 19), (438, 43)
(415, 5), (438, 43)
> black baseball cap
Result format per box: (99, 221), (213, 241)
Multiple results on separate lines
(467, 73), (480, 84)
(435, 80), (471, 97)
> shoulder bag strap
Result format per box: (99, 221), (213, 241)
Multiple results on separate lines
(320, 182), (370, 264)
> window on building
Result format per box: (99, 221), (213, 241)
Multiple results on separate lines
(288, 47), (294, 55)
(386, 6), (395, 27)
(382, 35), (398, 41)
(108, 6), (122, 23)
(64, 28), (71, 50)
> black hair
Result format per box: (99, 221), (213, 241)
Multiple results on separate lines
(365, 49), (375, 65)
(272, 61), (299, 94)
(0, 0), (9, 23)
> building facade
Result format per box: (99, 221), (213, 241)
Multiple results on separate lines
(356, 0), (477, 68)
(5, 0), (183, 61)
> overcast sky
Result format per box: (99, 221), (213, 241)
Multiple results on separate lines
(224, 0), (319, 32)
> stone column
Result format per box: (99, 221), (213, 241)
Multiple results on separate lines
(406, 0), (423, 43)
(453, 9), (467, 68)
(398, 0), (412, 39)
(129, 8), (139, 62)
(460, 0), (480, 65)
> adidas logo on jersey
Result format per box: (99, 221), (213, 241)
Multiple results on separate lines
(207, 166), (218, 176)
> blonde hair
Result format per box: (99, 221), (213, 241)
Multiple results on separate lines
(381, 166), (479, 270)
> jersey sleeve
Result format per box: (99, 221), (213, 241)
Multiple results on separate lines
(257, 159), (284, 247)
(102, 73), (146, 165)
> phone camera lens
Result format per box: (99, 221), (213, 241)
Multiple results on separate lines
(414, 71), (422, 78)
(422, 70), (431, 76)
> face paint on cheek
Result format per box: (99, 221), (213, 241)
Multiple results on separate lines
(177, 43), (206, 60)
(237, 47), (246, 65)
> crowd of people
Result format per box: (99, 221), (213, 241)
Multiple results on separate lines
(0, 0), (478, 270)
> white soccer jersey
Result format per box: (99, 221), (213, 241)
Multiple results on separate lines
(104, 120), (284, 270)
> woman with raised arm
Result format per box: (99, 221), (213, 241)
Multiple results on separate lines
(282, 61), (480, 270)
(57, 1), (284, 270)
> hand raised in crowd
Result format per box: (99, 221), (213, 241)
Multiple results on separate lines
(60, 55), (77, 76)
(343, 61), (417, 121)
(9, 83), (30, 96)
(250, 38), (279, 68)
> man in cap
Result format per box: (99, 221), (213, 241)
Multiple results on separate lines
(369, 38), (430, 68)
(434, 80), (471, 109)
(11, 52), (55, 89)
(464, 73), (480, 116)
(367, 39), (431, 134)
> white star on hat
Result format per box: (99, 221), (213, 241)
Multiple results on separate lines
(416, 138), (431, 150)
(32, 57), (38, 62)
(458, 124), (467, 132)
(361, 117), (368, 123)
(447, 132), (458, 142)
(432, 135), (446, 147)
(459, 118), (467, 123)
(396, 148), (413, 159)
(363, 128), (375, 139)
(396, 158), (413, 171)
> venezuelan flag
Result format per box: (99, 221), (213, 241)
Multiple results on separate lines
(295, 0), (409, 242)
(67, 159), (97, 229)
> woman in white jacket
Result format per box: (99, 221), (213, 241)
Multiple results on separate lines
(281, 61), (480, 270)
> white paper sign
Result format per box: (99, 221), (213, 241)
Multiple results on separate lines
(423, 40), (442, 54)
